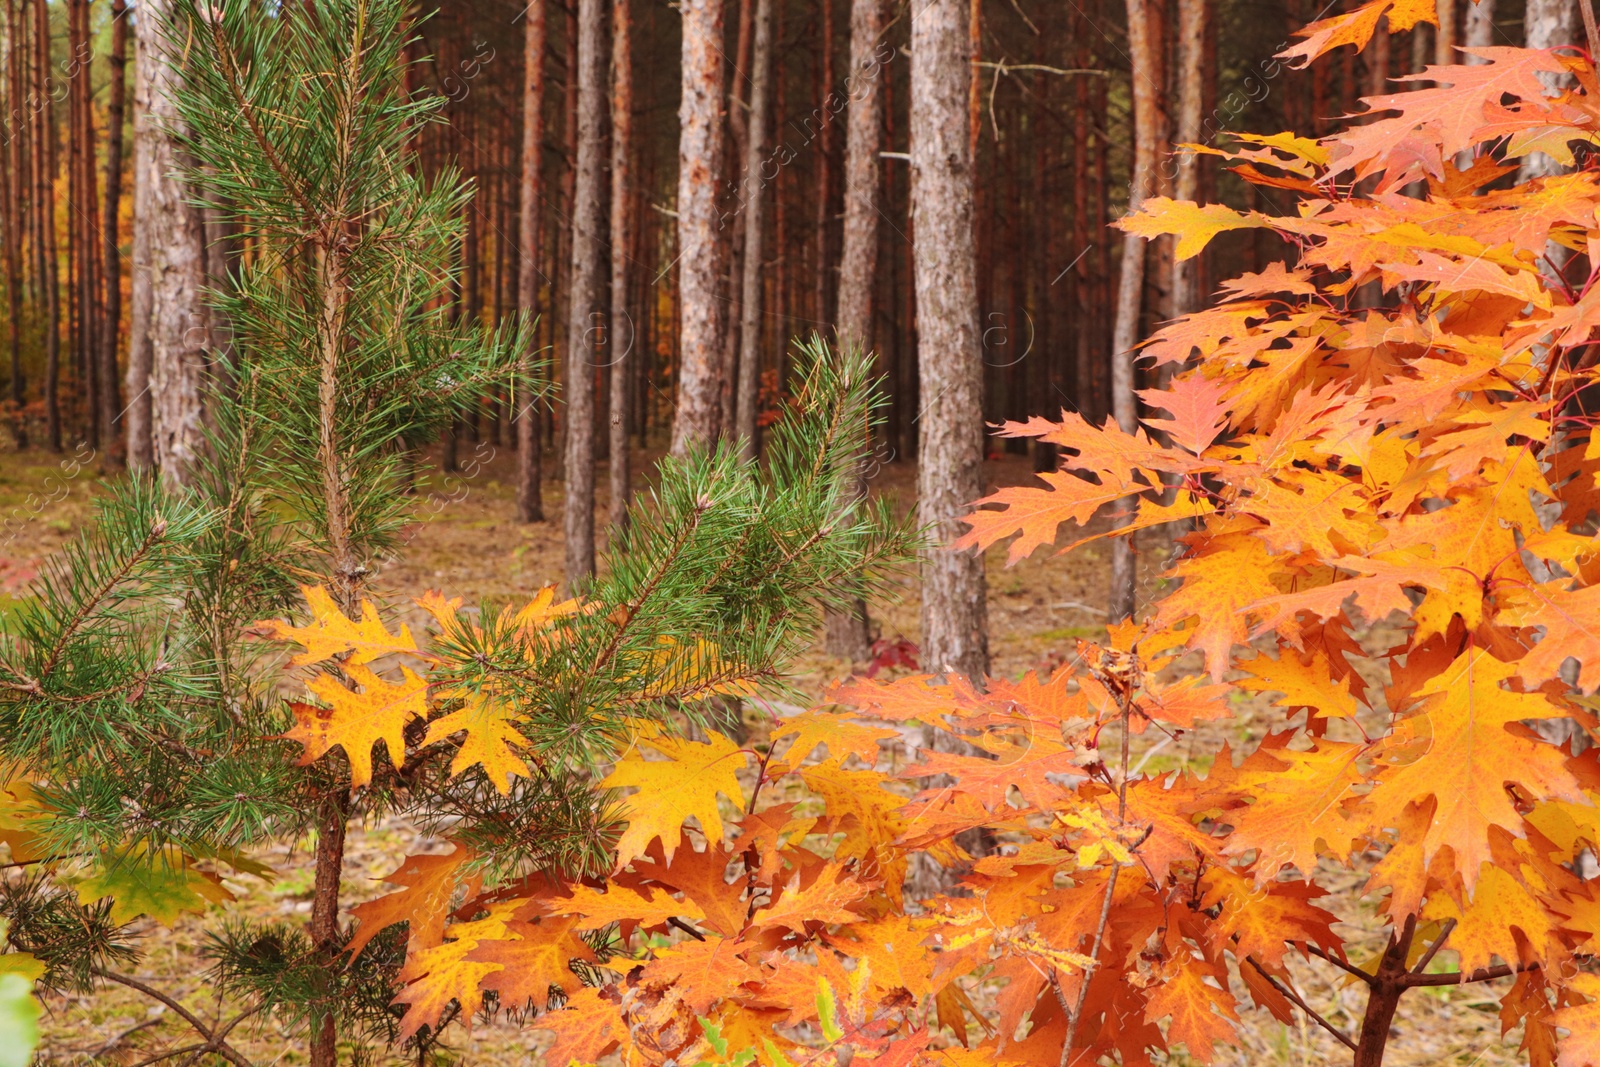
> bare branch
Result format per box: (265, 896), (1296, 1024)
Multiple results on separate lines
(1245, 957), (1357, 1052)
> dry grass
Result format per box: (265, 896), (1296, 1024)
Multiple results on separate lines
(1, 445), (1527, 1066)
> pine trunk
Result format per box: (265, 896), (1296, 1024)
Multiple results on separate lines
(1, 0), (21, 449)
(99, 0), (128, 458)
(1169, 0), (1206, 321)
(609, 0), (634, 528)
(564, 0), (606, 586)
(733, 0), (773, 457)
(131, 0), (211, 485)
(516, 0), (547, 522)
(1108, 0), (1162, 622)
(671, 0), (727, 455)
(34, 0), (59, 452)
(822, 0), (887, 662)
(910, 0), (988, 681)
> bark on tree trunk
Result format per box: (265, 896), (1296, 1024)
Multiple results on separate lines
(33, 0), (60, 452)
(1108, 0), (1162, 622)
(517, 0), (547, 523)
(99, 0), (129, 459)
(131, 0), (211, 486)
(733, 0), (773, 458)
(564, 0), (606, 586)
(1169, 0), (1206, 321)
(822, 0), (887, 663)
(1463, 0), (1496, 55)
(671, 0), (727, 455)
(3, 0), (25, 449)
(910, 0), (988, 681)
(609, 0), (633, 529)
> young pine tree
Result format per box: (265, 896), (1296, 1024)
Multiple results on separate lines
(0, 2), (911, 1063)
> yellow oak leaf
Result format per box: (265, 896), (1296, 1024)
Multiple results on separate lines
(391, 902), (521, 1041)
(751, 862), (874, 933)
(258, 584), (420, 667)
(770, 708), (898, 767)
(285, 662), (429, 788)
(423, 689), (532, 794)
(600, 725), (749, 867)
(1117, 197), (1269, 261)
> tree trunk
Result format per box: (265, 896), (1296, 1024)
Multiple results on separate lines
(733, 0), (773, 457)
(1463, 0), (1496, 55)
(1434, 0), (1457, 66)
(2, 0), (24, 449)
(910, 0), (988, 681)
(609, 0), (633, 529)
(99, 0), (129, 459)
(671, 0), (727, 455)
(814, 0), (837, 330)
(33, 0), (60, 452)
(516, 0), (547, 523)
(1108, 0), (1162, 622)
(822, 0), (887, 663)
(131, 0), (211, 486)
(1169, 0), (1206, 320)
(564, 0), (606, 586)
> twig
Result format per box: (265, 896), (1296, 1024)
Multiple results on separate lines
(667, 916), (707, 942)
(1410, 917), (1456, 976)
(1059, 864), (1121, 1067)
(92, 971), (255, 1067)
(1303, 943), (1377, 986)
(1246, 957), (1356, 1052)
(1403, 960), (1538, 988)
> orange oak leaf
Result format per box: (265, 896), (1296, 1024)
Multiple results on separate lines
(751, 862), (874, 933)
(1218, 735), (1366, 879)
(543, 882), (706, 932)
(1139, 373), (1231, 455)
(346, 842), (478, 960)
(1279, 0), (1434, 67)
(1141, 956), (1240, 1064)
(258, 584), (420, 667)
(600, 724), (749, 867)
(956, 468), (1147, 565)
(284, 662), (429, 788)
(1500, 580), (1600, 692)
(468, 913), (596, 1012)
(1553, 973), (1600, 1067)
(1363, 648), (1583, 889)
(528, 985), (628, 1065)
(390, 901), (520, 1041)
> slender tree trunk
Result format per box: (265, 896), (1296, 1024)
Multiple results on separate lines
(671, 0), (727, 455)
(814, 0), (836, 328)
(822, 0), (886, 662)
(609, 0), (633, 528)
(1072, 6), (1091, 418)
(1169, 0), (1206, 320)
(126, 10), (153, 472)
(1435, 0), (1457, 65)
(33, 0), (59, 452)
(719, 0), (751, 446)
(99, 0), (128, 459)
(2, 0), (24, 449)
(910, 0), (988, 681)
(1108, 0), (1162, 622)
(131, 0), (210, 485)
(733, 0), (773, 457)
(1463, 0), (1496, 56)
(564, 0), (606, 586)
(516, 0), (547, 522)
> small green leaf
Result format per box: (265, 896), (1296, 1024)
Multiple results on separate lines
(0, 973), (38, 1067)
(73, 848), (233, 925)
(816, 977), (844, 1044)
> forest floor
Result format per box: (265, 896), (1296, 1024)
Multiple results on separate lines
(0, 444), (1527, 1067)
